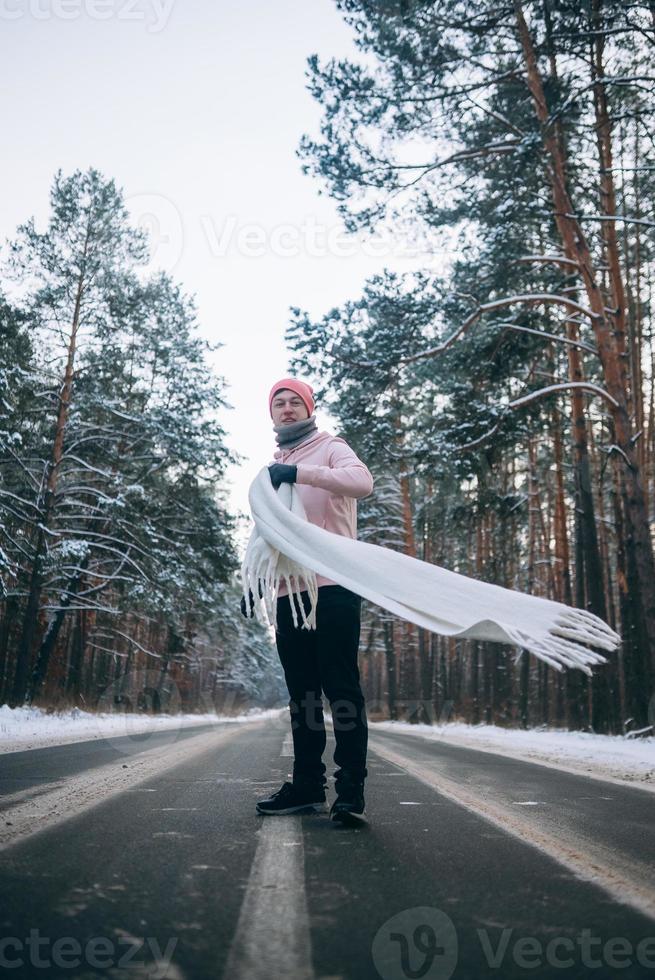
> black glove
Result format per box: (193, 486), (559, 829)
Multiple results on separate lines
(240, 580), (264, 618)
(240, 590), (255, 618)
(268, 463), (297, 490)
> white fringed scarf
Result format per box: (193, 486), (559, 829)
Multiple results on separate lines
(241, 467), (621, 675)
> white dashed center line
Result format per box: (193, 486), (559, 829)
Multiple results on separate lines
(223, 815), (314, 979)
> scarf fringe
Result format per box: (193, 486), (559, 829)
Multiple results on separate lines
(551, 609), (621, 651)
(240, 522), (318, 632)
(503, 616), (613, 676)
(242, 469), (621, 676)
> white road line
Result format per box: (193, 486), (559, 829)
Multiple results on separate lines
(223, 816), (314, 980)
(370, 734), (655, 923)
(280, 734), (294, 757)
(369, 721), (655, 795)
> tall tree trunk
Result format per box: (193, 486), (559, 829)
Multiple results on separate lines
(520, 437), (540, 729)
(515, 2), (655, 720)
(66, 608), (87, 704)
(393, 397), (419, 714)
(382, 616), (397, 720)
(27, 560), (89, 704)
(0, 596), (19, 702)
(10, 261), (87, 706)
(552, 403), (572, 606)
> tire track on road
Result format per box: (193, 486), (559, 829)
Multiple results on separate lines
(0, 722), (264, 850)
(369, 733), (655, 923)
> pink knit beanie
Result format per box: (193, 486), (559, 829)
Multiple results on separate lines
(268, 378), (315, 418)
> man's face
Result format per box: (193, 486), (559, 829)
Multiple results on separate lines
(271, 389), (309, 425)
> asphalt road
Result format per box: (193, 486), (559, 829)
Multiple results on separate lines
(1, 715), (654, 980)
(0, 723), (222, 799)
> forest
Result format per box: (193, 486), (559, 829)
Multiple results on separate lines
(2, 0), (654, 737)
(288, 0), (655, 735)
(0, 169), (282, 716)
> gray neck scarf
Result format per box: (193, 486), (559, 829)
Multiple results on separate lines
(274, 414), (318, 450)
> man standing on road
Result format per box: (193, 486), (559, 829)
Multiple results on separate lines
(242, 377), (374, 824)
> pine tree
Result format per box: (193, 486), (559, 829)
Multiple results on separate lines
(0, 168), (277, 710)
(293, 0), (655, 729)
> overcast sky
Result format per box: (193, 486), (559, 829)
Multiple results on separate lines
(1, 0), (437, 553)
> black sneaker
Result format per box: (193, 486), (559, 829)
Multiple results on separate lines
(329, 772), (366, 824)
(256, 779), (327, 815)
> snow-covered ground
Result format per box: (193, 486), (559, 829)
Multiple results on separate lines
(0, 704), (283, 754)
(372, 719), (655, 791)
(1, 705), (653, 792)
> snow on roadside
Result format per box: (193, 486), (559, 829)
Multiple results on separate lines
(3, 706), (653, 791)
(371, 719), (655, 791)
(0, 704), (282, 755)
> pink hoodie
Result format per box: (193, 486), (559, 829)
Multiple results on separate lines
(271, 430), (374, 595)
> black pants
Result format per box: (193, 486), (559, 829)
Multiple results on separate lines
(275, 584), (368, 783)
